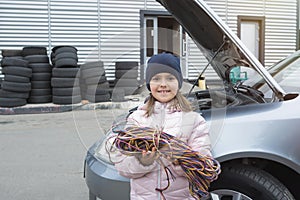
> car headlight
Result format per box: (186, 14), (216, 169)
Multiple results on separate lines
(92, 129), (120, 164)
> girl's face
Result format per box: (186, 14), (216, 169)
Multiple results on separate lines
(149, 72), (179, 103)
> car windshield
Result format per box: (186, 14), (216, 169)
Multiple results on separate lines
(268, 52), (300, 92)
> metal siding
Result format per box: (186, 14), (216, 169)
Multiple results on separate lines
(264, 0), (297, 66)
(99, 0), (146, 80)
(0, 1), (49, 48)
(0, 0), (298, 82)
(50, 0), (99, 64)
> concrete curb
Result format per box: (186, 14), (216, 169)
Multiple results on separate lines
(0, 97), (143, 115)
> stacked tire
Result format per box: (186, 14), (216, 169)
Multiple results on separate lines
(112, 61), (139, 101)
(80, 61), (111, 103)
(0, 54), (32, 107)
(51, 46), (81, 105)
(23, 46), (52, 104)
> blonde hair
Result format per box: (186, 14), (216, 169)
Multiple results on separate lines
(144, 92), (193, 117)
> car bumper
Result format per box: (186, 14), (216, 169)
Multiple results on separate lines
(84, 152), (130, 200)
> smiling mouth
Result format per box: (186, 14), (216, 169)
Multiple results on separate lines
(158, 90), (171, 93)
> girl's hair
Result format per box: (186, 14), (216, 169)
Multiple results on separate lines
(144, 92), (193, 117)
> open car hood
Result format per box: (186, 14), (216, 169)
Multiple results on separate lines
(156, 0), (286, 99)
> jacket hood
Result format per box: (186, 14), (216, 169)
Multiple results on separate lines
(156, 0), (286, 99)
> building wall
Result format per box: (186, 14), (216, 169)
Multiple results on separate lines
(0, 0), (298, 81)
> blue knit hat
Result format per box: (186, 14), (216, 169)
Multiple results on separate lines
(146, 53), (183, 90)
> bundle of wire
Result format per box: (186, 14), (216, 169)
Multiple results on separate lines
(111, 125), (221, 199)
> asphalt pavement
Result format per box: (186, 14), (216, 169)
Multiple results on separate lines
(0, 92), (144, 200)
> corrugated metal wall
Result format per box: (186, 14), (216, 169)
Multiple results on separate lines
(0, 0), (298, 81)
(98, 0), (145, 80)
(0, 0), (100, 63)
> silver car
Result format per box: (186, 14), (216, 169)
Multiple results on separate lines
(84, 0), (300, 199)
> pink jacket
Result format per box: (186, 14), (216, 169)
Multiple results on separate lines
(114, 101), (211, 200)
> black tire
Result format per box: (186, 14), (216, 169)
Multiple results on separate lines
(81, 67), (105, 79)
(30, 88), (52, 96)
(86, 81), (110, 90)
(1, 57), (28, 67)
(115, 61), (138, 70)
(0, 97), (27, 107)
(31, 81), (51, 89)
(115, 69), (138, 79)
(27, 95), (52, 103)
(24, 55), (49, 63)
(52, 87), (80, 96)
(111, 88), (125, 102)
(86, 87), (110, 96)
(51, 77), (79, 88)
(114, 78), (138, 87)
(85, 76), (107, 85)
(22, 46), (47, 56)
(122, 86), (139, 95)
(4, 75), (30, 83)
(0, 89), (29, 99)
(54, 58), (78, 68)
(80, 61), (104, 70)
(52, 67), (80, 78)
(85, 93), (111, 103)
(52, 46), (77, 55)
(52, 95), (81, 105)
(1, 49), (23, 57)
(207, 164), (295, 200)
(31, 73), (52, 81)
(54, 52), (78, 61)
(1, 81), (31, 92)
(29, 63), (52, 73)
(2, 66), (32, 78)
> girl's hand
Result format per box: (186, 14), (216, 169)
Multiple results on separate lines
(136, 147), (159, 166)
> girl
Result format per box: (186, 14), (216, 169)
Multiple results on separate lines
(114, 53), (212, 200)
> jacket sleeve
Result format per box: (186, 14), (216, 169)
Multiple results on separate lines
(114, 110), (159, 179)
(114, 153), (158, 179)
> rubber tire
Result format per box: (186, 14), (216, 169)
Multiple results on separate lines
(29, 63), (52, 73)
(0, 97), (27, 107)
(52, 87), (81, 96)
(114, 78), (138, 87)
(86, 87), (110, 96)
(22, 46), (47, 56)
(52, 67), (80, 78)
(54, 52), (78, 61)
(4, 75), (30, 83)
(115, 61), (138, 70)
(30, 88), (52, 96)
(81, 67), (106, 80)
(1, 57), (28, 67)
(51, 77), (80, 88)
(2, 66), (32, 78)
(85, 93), (110, 103)
(1, 49), (23, 57)
(28, 95), (52, 103)
(209, 164), (295, 200)
(1, 81), (31, 92)
(115, 69), (138, 79)
(111, 88), (125, 102)
(54, 58), (78, 68)
(0, 89), (29, 99)
(85, 76), (107, 85)
(52, 95), (81, 105)
(52, 46), (77, 55)
(80, 61), (104, 70)
(31, 73), (51, 81)
(31, 81), (51, 89)
(24, 55), (49, 63)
